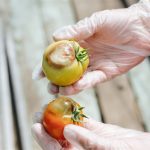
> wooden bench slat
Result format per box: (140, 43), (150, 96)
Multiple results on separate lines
(39, 0), (76, 42)
(7, 0), (55, 149)
(9, 0), (58, 150)
(72, 0), (102, 20)
(129, 59), (150, 131)
(71, 89), (101, 120)
(0, 20), (17, 150)
(96, 75), (144, 130)
(72, 0), (124, 21)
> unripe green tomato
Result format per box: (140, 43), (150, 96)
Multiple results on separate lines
(42, 40), (89, 86)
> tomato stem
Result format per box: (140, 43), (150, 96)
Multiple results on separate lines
(73, 43), (88, 63)
(71, 106), (88, 123)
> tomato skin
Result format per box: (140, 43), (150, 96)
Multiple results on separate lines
(42, 97), (84, 140)
(43, 112), (65, 140)
(42, 40), (89, 86)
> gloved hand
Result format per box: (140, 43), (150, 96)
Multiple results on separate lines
(32, 111), (150, 150)
(32, 0), (150, 95)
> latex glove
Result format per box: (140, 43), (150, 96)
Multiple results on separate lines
(32, 111), (150, 150)
(32, 0), (150, 95)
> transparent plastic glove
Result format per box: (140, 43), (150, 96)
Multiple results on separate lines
(32, 0), (150, 95)
(32, 111), (150, 150)
(31, 108), (79, 150)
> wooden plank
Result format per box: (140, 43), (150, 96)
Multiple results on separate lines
(129, 59), (150, 131)
(100, 0), (124, 9)
(73, 0), (144, 130)
(40, 0), (101, 121)
(6, 28), (33, 150)
(7, 0), (55, 149)
(39, 0), (76, 42)
(127, 0), (138, 6)
(96, 75), (144, 130)
(72, 0), (138, 20)
(72, 0), (102, 20)
(0, 20), (17, 150)
(72, 0), (124, 20)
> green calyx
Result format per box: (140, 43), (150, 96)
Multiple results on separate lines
(74, 44), (88, 63)
(71, 106), (88, 123)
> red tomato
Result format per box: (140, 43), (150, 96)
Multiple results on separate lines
(42, 96), (87, 140)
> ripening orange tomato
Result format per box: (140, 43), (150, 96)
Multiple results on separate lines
(42, 96), (87, 140)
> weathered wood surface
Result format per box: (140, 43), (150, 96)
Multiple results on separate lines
(0, 20), (17, 150)
(129, 59), (150, 131)
(127, 0), (138, 6)
(72, 0), (103, 20)
(96, 75), (144, 130)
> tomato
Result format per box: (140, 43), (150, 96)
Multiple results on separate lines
(42, 40), (89, 86)
(42, 96), (87, 140)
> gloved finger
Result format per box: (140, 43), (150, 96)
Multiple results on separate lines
(83, 118), (142, 139)
(59, 85), (82, 96)
(83, 118), (122, 131)
(64, 124), (111, 150)
(32, 123), (61, 150)
(59, 70), (107, 95)
(83, 118), (123, 135)
(47, 82), (59, 94)
(32, 64), (45, 80)
(83, 118), (104, 130)
(53, 15), (98, 41)
(74, 70), (107, 89)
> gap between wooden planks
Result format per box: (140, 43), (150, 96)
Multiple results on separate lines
(72, 0), (144, 131)
(7, 0), (57, 149)
(96, 75), (144, 131)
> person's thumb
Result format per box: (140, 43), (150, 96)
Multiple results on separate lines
(74, 70), (107, 90)
(53, 15), (98, 41)
(58, 70), (107, 95)
(64, 125), (111, 150)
